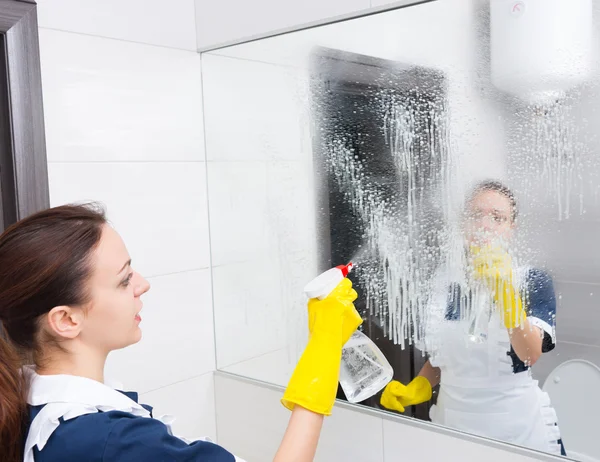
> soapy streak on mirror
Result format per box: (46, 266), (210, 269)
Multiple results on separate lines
(325, 92), (592, 349)
(325, 90), (453, 348)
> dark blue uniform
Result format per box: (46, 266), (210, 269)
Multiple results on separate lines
(27, 391), (238, 462)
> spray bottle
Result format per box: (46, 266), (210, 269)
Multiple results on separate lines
(304, 263), (393, 404)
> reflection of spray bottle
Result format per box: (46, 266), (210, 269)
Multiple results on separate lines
(304, 263), (394, 404)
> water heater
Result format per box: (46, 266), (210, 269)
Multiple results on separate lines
(490, 0), (593, 105)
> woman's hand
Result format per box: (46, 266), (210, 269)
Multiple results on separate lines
(471, 246), (543, 364)
(282, 278), (361, 415)
(380, 376), (432, 413)
(275, 278), (362, 462)
(471, 245), (526, 329)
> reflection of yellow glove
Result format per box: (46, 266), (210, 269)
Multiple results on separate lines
(282, 278), (362, 416)
(471, 245), (526, 329)
(380, 377), (432, 413)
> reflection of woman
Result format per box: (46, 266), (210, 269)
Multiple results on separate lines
(0, 205), (361, 462)
(380, 181), (566, 456)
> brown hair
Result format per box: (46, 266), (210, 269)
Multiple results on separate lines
(0, 204), (106, 462)
(468, 180), (518, 222)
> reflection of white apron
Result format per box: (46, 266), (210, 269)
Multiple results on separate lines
(425, 272), (563, 456)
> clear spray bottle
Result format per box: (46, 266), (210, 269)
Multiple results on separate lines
(304, 263), (393, 403)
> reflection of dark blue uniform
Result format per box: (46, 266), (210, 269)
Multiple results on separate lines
(28, 391), (237, 462)
(445, 268), (566, 456)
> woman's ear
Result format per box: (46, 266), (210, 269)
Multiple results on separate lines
(45, 306), (84, 340)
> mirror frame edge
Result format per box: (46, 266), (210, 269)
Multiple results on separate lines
(197, 0), (438, 53)
(0, 0), (49, 230)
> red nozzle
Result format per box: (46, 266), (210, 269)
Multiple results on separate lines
(336, 262), (354, 277)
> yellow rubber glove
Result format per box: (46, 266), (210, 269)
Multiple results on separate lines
(471, 245), (526, 329)
(380, 376), (432, 413)
(282, 278), (362, 416)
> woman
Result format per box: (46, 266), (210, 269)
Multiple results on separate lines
(380, 180), (566, 456)
(0, 204), (362, 462)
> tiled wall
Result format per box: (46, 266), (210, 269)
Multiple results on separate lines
(202, 52), (317, 381)
(36, 0), (216, 440)
(37, 0), (198, 50)
(215, 372), (550, 462)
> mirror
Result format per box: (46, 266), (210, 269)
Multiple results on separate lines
(201, 0), (600, 459)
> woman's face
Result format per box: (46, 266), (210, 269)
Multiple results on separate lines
(78, 225), (150, 353)
(464, 189), (515, 247)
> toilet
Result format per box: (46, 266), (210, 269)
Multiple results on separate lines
(542, 359), (600, 462)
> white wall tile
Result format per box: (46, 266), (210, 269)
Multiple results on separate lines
(207, 159), (319, 371)
(383, 419), (544, 462)
(215, 373), (288, 460)
(206, 161), (270, 266)
(222, 348), (294, 388)
(47, 162), (210, 278)
(202, 54), (310, 162)
(214, 372), (384, 461)
(206, 160), (317, 264)
(212, 259), (287, 369)
(140, 373), (217, 441)
(208, 162), (319, 370)
(37, 0), (197, 50)
(315, 406), (383, 462)
(202, 48), (320, 381)
(106, 270), (215, 393)
(518, 220), (600, 286)
(195, 0), (370, 49)
(554, 280), (600, 347)
(39, 29), (204, 163)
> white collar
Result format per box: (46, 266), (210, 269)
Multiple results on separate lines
(24, 366), (147, 412)
(23, 366), (151, 462)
